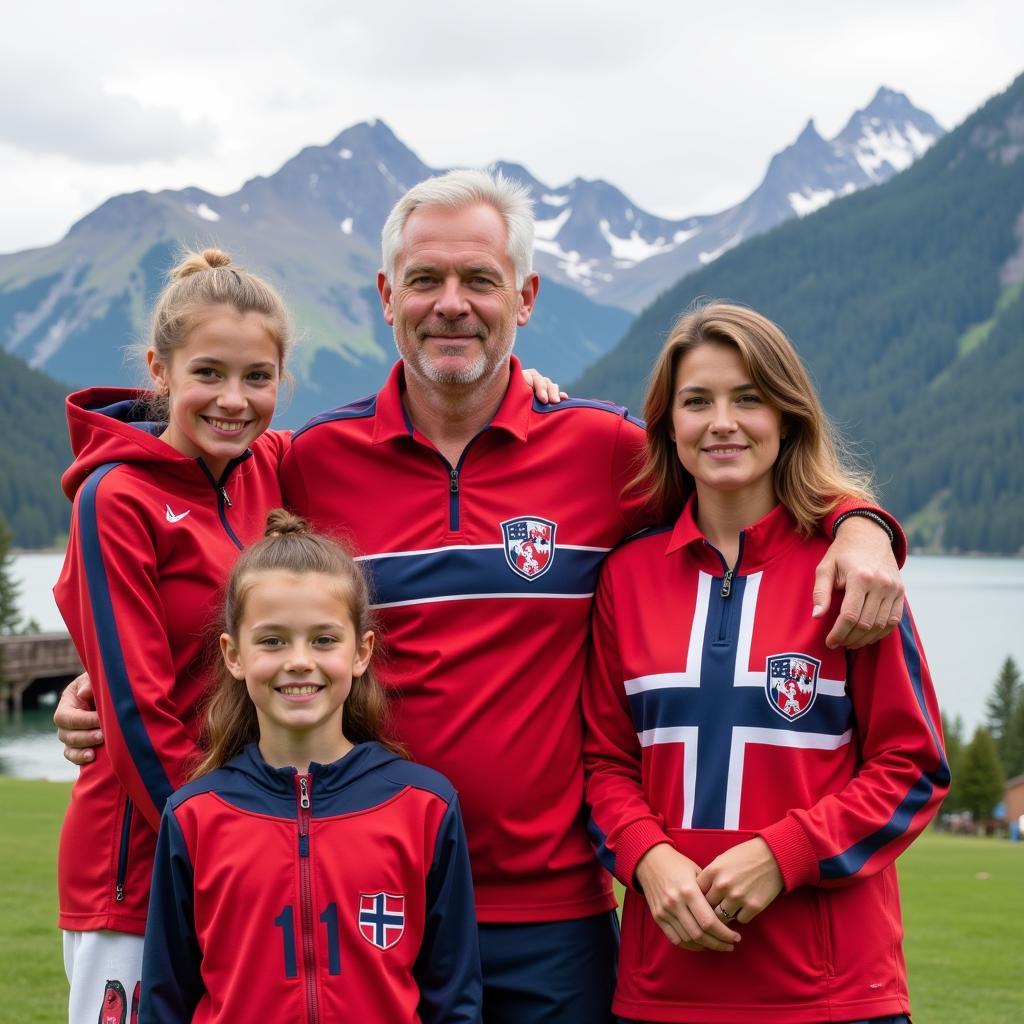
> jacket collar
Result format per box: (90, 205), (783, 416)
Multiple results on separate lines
(371, 356), (532, 446)
(665, 494), (802, 573)
(230, 741), (402, 797)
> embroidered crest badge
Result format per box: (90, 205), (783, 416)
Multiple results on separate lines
(501, 517), (557, 581)
(766, 654), (820, 722)
(358, 892), (406, 950)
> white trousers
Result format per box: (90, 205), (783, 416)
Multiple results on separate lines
(63, 929), (144, 1024)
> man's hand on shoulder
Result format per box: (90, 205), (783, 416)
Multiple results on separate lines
(813, 515), (905, 649)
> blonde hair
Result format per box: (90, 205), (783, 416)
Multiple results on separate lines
(145, 248), (293, 418)
(635, 301), (875, 533)
(191, 509), (403, 778)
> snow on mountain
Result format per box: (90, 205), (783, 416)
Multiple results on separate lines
(520, 86), (944, 311)
(834, 86), (944, 181)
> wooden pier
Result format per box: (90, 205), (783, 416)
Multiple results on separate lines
(0, 633), (82, 715)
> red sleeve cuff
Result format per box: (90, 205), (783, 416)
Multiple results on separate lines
(758, 816), (820, 891)
(615, 818), (674, 891)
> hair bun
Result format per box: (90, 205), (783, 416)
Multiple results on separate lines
(170, 248), (233, 281)
(264, 508), (310, 538)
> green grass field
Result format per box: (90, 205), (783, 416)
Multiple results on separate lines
(2, 777), (1021, 1022)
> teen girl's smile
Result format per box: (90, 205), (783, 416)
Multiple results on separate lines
(147, 306), (281, 478)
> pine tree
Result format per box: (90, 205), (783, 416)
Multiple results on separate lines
(958, 727), (1005, 822)
(0, 514), (23, 635)
(1002, 699), (1024, 781)
(986, 656), (1023, 773)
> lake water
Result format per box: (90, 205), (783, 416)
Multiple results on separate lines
(3, 550), (1022, 780)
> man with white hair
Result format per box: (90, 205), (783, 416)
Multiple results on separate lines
(59, 168), (905, 1022)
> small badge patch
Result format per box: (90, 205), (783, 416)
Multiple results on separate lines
(501, 517), (557, 581)
(766, 654), (820, 721)
(358, 892), (406, 950)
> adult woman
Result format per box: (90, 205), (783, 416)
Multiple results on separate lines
(583, 303), (948, 1024)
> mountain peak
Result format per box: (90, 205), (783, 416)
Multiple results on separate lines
(836, 87), (944, 141)
(866, 85), (911, 110)
(329, 118), (401, 151)
(796, 118), (824, 144)
(488, 160), (548, 194)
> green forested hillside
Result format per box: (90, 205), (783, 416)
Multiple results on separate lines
(0, 350), (72, 548)
(575, 73), (1024, 554)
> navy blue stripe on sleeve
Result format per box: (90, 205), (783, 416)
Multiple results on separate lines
(818, 611), (949, 881)
(292, 394), (377, 439)
(585, 815), (618, 878)
(80, 463), (174, 814)
(531, 395), (645, 430)
(414, 798), (482, 1024)
(140, 810), (204, 1022)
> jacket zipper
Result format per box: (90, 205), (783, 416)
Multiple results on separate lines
(197, 456), (248, 550)
(708, 533), (745, 643)
(295, 774), (320, 1024)
(115, 796), (133, 902)
(433, 428), (490, 532)
(447, 464), (460, 529)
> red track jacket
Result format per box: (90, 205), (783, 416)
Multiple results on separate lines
(141, 742), (481, 1023)
(53, 388), (286, 934)
(583, 499), (947, 1023)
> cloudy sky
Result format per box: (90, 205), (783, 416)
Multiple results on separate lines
(2, 1), (1021, 254)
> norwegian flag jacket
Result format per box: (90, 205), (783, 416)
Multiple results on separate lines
(583, 498), (947, 1024)
(53, 388), (287, 935)
(140, 742), (481, 1024)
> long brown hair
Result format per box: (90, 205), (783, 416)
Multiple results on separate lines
(191, 509), (403, 778)
(634, 301), (875, 533)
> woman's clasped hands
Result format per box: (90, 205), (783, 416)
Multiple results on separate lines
(634, 838), (784, 953)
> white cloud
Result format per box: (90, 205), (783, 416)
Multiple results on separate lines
(0, 58), (217, 163)
(1, 0), (1023, 252)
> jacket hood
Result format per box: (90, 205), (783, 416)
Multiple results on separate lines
(61, 386), (260, 500)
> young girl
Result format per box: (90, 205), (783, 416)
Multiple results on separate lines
(54, 249), (292, 1021)
(583, 303), (949, 1024)
(140, 510), (481, 1023)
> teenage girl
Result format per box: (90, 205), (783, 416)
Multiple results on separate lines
(140, 510), (481, 1023)
(54, 249), (292, 1022)
(583, 303), (948, 1024)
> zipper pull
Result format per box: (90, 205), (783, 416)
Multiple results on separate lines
(115, 884), (125, 903)
(220, 486), (233, 508)
(449, 468), (459, 494)
(299, 775), (310, 809)
(721, 569), (734, 598)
